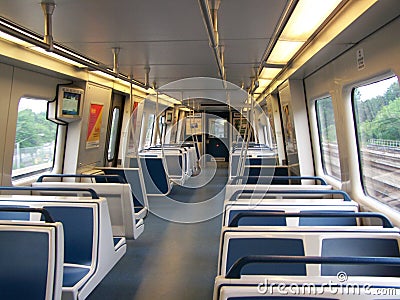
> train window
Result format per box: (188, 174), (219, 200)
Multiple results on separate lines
(107, 107), (120, 161)
(12, 98), (57, 179)
(315, 96), (341, 179)
(352, 76), (400, 210)
(154, 116), (164, 145)
(144, 114), (155, 148)
(209, 118), (227, 138)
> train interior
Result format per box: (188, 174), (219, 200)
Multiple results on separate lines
(0, 0), (400, 299)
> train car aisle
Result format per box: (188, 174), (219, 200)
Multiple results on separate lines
(87, 164), (228, 300)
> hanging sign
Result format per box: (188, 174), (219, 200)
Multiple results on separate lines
(356, 48), (365, 70)
(86, 103), (104, 149)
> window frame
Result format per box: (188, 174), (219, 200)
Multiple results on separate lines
(351, 75), (400, 202)
(12, 97), (58, 181)
(107, 107), (121, 161)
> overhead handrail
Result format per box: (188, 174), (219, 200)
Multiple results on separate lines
(226, 255), (400, 279)
(0, 186), (99, 199)
(228, 211), (394, 228)
(229, 189), (352, 202)
(145, 148), (184, 153)
(230, 175), (327, 185)
(0, 206), (54, 223)
(37, 174), (127, 183)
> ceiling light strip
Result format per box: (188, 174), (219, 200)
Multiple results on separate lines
(261, 0), (378, 98)
(0, 16), (148, 90)
(280, 0), (344, 41)
(255, 0), (348, 96)
(256, 0), (299, 78)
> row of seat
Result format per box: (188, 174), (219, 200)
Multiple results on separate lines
(33, 172), (147, 240)
(0, 187), (126, 300)
(230, 143), (278, 180)
(139, 142), (200, 195)
(214, 176), (400, 299)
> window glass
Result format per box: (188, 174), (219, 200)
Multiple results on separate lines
(315, 96), (341, 179)
(266, 100), (277, 148)
(107, 108), (120, 161)
(353, 76), (400, 210)
(155, 115), (164, 145)
(144, 114), (155, 148)
(209, 118), (227, 138)
(13, 98), (57, 178)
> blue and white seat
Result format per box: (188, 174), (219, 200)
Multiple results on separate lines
(32, 180), (144, 239)
(0, 207), (64, 300)
(0, 195), (126, 300)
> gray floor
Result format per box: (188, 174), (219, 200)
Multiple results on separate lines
(87, 165), (227, 300)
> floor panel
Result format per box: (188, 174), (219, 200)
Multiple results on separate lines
(87, 165), (227, 300)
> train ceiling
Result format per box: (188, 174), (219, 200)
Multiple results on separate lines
(0, 0), (399, 96)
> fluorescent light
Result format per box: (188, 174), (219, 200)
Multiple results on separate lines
(264, 0), (342, 67)
(53, 45), (99, 65)
(259, 67), (282, 79)
(90, 70), (117, 80)
(162, 96), (181, 105)
(258, 79), (272, 87)
(281, 0), (343, 41)
(0, 31), (33, 47)
(267, 40), (304, 64)
(115, 77), (130, 87)
(254, 79), (272, 94)
(157, 94), (181, 105)
(0, 19), (41, 42)
(254, 86), (266, 95)
(30, 46), (86, 68)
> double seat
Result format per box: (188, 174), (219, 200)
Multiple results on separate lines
(224, 184), (357, 227)
(139, 143), (200, 195)
(230, 143), (278, 181)
(0, 187), (126, 300)
(0, 207), (64, 300)
(215, 226), (400, 299)
(33, 173), (145, 239)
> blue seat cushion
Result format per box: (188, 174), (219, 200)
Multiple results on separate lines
(43, 206), (94, 265)
(142, 158), (169, 194)
(63, 266), (90, 287)
(0, 205), (30, 220)
(226, 238), (305, 275)
(0, 231), (49, 299)
(322, 238), (400, 276)
(228, 210), (286, 226)
(299, 210), (357, 226)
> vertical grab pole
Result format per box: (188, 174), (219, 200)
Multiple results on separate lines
(156, 91), (170, 184)
(236, 94), (252, 181)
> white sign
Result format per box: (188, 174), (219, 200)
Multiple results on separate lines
(357, 48), (365, 70)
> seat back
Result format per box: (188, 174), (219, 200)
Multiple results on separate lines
(43, 206), (94, 265)
(322, 237), (400, 276)
(32, 181), (139, 239)
(0, 219), (63, 300)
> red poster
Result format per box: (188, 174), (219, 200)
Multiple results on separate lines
(86, 103), (103, 148)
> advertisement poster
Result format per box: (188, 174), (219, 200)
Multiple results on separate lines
(185, 116), (202, 135)
(86, 103), (104, 149)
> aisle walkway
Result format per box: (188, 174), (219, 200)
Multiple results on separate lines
(88, 165), (227, 300)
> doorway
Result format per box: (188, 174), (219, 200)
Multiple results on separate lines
(205, 112), (229, 162)
(104, 92), (125, 167)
